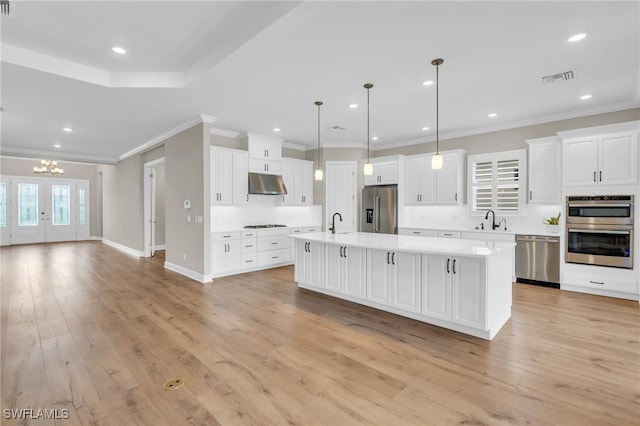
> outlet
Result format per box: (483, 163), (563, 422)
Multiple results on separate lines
(183, 253), (186, 261)
(187, 215), (192, 223)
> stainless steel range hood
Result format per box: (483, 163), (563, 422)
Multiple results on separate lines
(248, 172), (288, 195)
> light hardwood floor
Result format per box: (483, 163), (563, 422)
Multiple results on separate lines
(1, 241), (639, 425)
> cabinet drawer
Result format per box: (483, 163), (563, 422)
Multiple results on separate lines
(249, 159), (282, 175)
(400, 228), (438, 237)
(562, 272), (639, 294)
(258, 249), (290, 266)
(303, 226), (320, 233)
(212, 231), (240, 241)
(257, 228), (290, 237)
(241, 231), (257, 239)
(258, 236), (290, 251)
(438, 230), (460, 239)
(241, 240), (257, 254)
(241, 253), (257, 268)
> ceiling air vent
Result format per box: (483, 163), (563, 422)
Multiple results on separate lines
(542, 69), (576, 85)
(328, 125), (346, 131)
(1, 1), (12, 17)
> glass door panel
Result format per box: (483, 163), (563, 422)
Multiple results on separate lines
(46, 182), (76, 242)
(0, 179), (10, 245)
(12, 180), (45, 244)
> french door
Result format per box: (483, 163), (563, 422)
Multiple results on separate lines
(1, 176), (89, 245)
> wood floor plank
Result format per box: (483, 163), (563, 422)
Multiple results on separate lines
(1, 241), (639, 425)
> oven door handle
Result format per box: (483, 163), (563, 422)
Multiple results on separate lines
(568, 228), (631, 235)
(568, 203), (632, 208)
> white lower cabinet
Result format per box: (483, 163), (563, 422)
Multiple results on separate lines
(367, 249), (421, 313)
(211, 232), (241, 276)
(326, 244), (366, 300)
(294, 239), (324, 289)
(422, 255), (485, 330)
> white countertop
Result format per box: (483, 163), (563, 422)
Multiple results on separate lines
(400, 226), (562, 237)
(290, 232), (515, 257)
(212, 224), (322, 233)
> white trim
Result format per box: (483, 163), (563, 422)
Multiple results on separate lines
(282, 141), (307, 151)
(119, 115), (216, 161)
(153, 244), (166, 250)
(210, 128), (241, 138)
(144, 158), (165, 167)
(556, 120), (640, 139)
(0, 154), (100, 166)
(561, 284), (639, 301)
(102, 239), (143, 257)
(89, 236), (102, 241)
(164, 261), (212, 284)
(0, 146), (117, 164)
(239, 132), (284, 144)
(200, 114), (217, 124)
(143, 158), (165, 257)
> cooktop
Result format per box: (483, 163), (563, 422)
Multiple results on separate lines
(243, 224), (288, 229)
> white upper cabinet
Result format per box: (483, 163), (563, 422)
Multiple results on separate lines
(364, 160), (399, 186)
(560, 123), (639, 187)
(526, 137), (561, 204)
(404, 150), (464, 205)
(281, 158), (314, 206)
(240, 132), (284, 175)
(211, 147), (248, 206)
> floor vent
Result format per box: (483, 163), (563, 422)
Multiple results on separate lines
(542, 69), (576, 85)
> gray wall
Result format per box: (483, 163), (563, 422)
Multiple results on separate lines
(375, 108), (640, 157)
(98, 155), (143, 250)
(165, 123), (210, 276)
(0, 156), (100, 237)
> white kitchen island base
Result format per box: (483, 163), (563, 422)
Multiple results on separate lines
(291, 232), (514, 340)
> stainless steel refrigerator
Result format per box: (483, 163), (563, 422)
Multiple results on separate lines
(361, 185), (398, 234)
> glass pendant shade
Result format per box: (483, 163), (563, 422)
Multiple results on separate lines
(431, 153), (443, 170)
(363, 162), (373, 176)
(314, 169), (323, 181)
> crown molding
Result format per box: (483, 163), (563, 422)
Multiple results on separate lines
(210, 127), (240, 138)
(282, 141), (307, 151)
(119, 114), (214, 161)
(200, 114), (217, 124)
(0, 146), (117, 164)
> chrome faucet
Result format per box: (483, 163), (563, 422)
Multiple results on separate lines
(330, 212), (343, 234)
(485, 209), (499, 230)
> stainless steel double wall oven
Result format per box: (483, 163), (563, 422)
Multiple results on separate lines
(565, 195), (634, 269)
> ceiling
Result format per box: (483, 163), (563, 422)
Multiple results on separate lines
(1, 1), (639, 164)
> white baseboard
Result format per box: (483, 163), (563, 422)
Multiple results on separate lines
(154, 244), (166, 250)
(89, 236), (103, 241)
(164, 262), (212, 284)
(102, 239), (143, 257)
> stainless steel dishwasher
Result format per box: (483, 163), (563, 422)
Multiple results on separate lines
(515, 234), (560, 287)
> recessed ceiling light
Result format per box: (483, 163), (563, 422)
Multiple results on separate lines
(273, 128), (280, 132)
(422, 126), (430, 131)
(53, 144), (62, 148)
(580, 94), (592, 100)
(422, 80), (434, 86)
(112, 46), (127, 55)
(63, 127), (73, 132)
(488, 113), (497, 118)
(372, 136), (379, 141)
(568, 33), (586, 43)
(348, 103), (358, 109)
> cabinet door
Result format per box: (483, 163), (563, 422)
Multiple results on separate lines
(364, 170), (379, 187)
(281, 159), (295, 205)
(294, 240), (307, 283)
(599, 133), (638, 185)
(211, 241), (228, 275)
(248, 137), (282, 160)
(420, 162), (437, 204)
(421, 255), (450, 320)
(367, 249), (391, 305)
(295, 161), (314, 205)
(404, 158), (422, 205)
(308, 242), (324, 288)
(528, 140), (561, 204)
(226, 240), (241, 272)
(562, 137), (598, 186)
(451, 257), (485, 330)
(232, 153), (249, 205)
(343, 246), (366, 300)
(436, 152), (462, 205)
(216, 150), (233, 204)
(391, 251), (421, 313)
(377, 162), (398, 185)
(325, 244), (343, 292)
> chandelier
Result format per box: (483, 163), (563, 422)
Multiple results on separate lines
(33, 160), (64, 176)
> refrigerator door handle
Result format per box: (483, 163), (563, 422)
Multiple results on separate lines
(374, 195), (380, 232)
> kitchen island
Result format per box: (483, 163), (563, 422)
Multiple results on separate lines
(290, 232), (515, 340)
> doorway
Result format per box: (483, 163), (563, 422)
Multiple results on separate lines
(143, 158), (166, 257)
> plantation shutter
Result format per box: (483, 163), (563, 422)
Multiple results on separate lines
(468, 150), (526, 215)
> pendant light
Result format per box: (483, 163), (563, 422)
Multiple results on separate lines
(431, 58), (444, 170)
(314, 101), (324, 181)
(363, 83), (374, 176)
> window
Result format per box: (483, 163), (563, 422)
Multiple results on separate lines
(52, 184), (71, 226)
(18, 183), (39, 226)
(78, 187), (86, 226)
(468, 149), (526, 215)
(0, 183), (7, 227)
